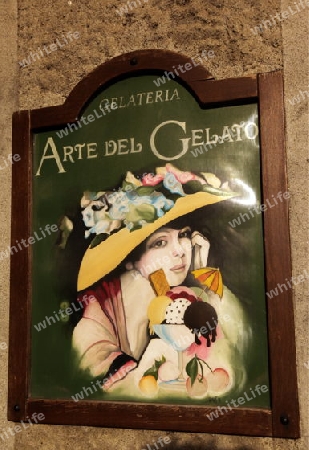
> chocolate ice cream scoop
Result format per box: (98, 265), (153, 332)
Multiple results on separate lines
(183, 301), (218, 347)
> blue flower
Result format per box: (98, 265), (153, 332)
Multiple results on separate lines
(163, 172), (185, 196)
(151, 194), (174, 217)
(107, 191), (130, 220)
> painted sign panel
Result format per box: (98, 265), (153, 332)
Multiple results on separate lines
(31, 75), (270, 409)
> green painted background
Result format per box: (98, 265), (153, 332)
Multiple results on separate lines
(31, 75), (270, 407)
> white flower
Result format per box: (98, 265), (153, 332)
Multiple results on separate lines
(81, 193), (121, 238)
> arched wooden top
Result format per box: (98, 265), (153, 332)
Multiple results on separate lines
(65, 49), (214, 107)
(29, 49), (257, 128)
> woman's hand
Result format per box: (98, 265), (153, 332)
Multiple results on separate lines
(191, 231), (210, 269)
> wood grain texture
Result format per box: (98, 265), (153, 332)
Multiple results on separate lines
(8, 110), (32, 421)
(26, 399), (272, 437)
(258, 71), (300, 438)
(8, 50), (299, 437)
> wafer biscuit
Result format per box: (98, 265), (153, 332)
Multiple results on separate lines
(149, 269), (170, 296)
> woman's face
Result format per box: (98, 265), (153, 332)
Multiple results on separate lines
(133, 226), (192, 287)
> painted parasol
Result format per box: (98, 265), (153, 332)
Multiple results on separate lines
(191, 267), (223, 299)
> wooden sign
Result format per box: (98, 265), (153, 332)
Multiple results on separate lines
(9, 49), (299, 438)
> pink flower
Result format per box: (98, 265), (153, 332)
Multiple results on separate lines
(166, 163), (201, 184)
(141, 173), (164, 186)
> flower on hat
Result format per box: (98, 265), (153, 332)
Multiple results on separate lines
(125, 171), (142, 187)
(80, 165), (233, 248)
(163, 172), (185, 196)
(165, 163), (205, 185)
(81, 192), (122, 238)
(142, 173), (164, 186)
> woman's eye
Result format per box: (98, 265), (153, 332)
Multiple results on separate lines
(150, 239), (167, 249)
(179, 229), (192, 239)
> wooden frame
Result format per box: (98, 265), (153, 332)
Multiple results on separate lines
(8, 49), (300, 437)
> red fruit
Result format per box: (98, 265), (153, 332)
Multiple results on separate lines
(186, 376), (208, 398)
(206, 368), (230, 393)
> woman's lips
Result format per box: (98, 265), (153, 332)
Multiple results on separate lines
(170, 263), (186, 272)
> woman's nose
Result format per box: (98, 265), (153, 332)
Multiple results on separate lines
(172, 240), (185, 257)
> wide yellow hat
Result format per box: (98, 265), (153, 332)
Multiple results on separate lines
(77, 165), (236, 291)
